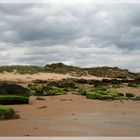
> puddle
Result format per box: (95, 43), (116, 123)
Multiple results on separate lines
(99, 120), (140, 128)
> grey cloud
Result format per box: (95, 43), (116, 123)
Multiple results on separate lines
(0, 4), (140, 72)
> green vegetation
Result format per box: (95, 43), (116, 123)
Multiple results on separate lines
(0, 62), (136, 79)
(76, 78), (138, 100)
(77, 84), (120, 100)
(128, 83), (140, 88)
(0, 65), (43, 74)
(92, 79), (123, 89)
(117, 93), (124, 96)
(78, 84), (93, 96)
(78, 86), (87, 96)
(0, 95), (29, 105)
(85, 66), (135, 79)
(86, 92), (103, 100)
(28, 84), (66, 96)
(81, 86), (137, 100)
(0, 83), (30, 105)
(86, 89), (121, 100)
(47, 79), (76, 90)
(134, 96), (140, 100)
(28, 78), (78, 96)
(0, 106), (18, 120)
(43, 86), (66, 96)
(86, 91), (118, 100)
(128, 77), (140, 88)
(0, 63), (139, 102)
(44, 63), (83, 75)
(94, 86), (107, 91)
(77, 84), (130, 100)
(28, 84), (45, 95)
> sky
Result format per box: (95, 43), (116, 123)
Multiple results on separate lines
(0, 3), (140, 72)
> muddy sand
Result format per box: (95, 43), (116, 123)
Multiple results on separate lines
(0, 92), (140, 136)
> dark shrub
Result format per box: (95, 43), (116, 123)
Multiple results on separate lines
(0, 95), (29, 105)
(112, 84), (121, 88)
(110, 79), (122, 85)
(128, 83), (136, 87)
(0, 83), (30, 96)
(33, 79), (48, 84)
(47, 79), (76, 89)
(135, 96), (140, 100)
(93, 80), (105, 87)
(128, 78), (140, 88)
(59, 79), (76, 89)
(36, 97), (45, 101)
(88, 80), (95, 85)
(117, 93), (124, 96)
(78, 86), (87, 96)
(95, 86), (107, 91)
(125, 93), (135, 98)
(75, 79), (88, 84)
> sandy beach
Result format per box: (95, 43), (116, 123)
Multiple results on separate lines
(0, 92), (140, 136)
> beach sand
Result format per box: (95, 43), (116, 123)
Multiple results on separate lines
(0, 72), (110, 83)
(0, 72), (139, 136)
(0, 92), (140, 136)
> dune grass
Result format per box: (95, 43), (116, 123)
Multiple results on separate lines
(0, 63), (136, 79)
(128, 83), (140, 88)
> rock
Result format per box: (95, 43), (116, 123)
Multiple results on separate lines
(36, 97), (45, 101)
(37, 106), (47, 109)
(0, 83), (30, 96)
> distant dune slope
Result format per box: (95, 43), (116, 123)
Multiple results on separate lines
(0, 72), (111, 83)
(0, 62), (138, 79)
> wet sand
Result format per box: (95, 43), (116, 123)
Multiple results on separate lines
(0, 93), (140, 136)
(117, 86), (140, 96)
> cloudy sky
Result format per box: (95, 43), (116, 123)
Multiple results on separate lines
(0, 3), (140, 72)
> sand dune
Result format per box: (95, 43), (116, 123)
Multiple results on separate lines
(0, 72), (110, 83)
